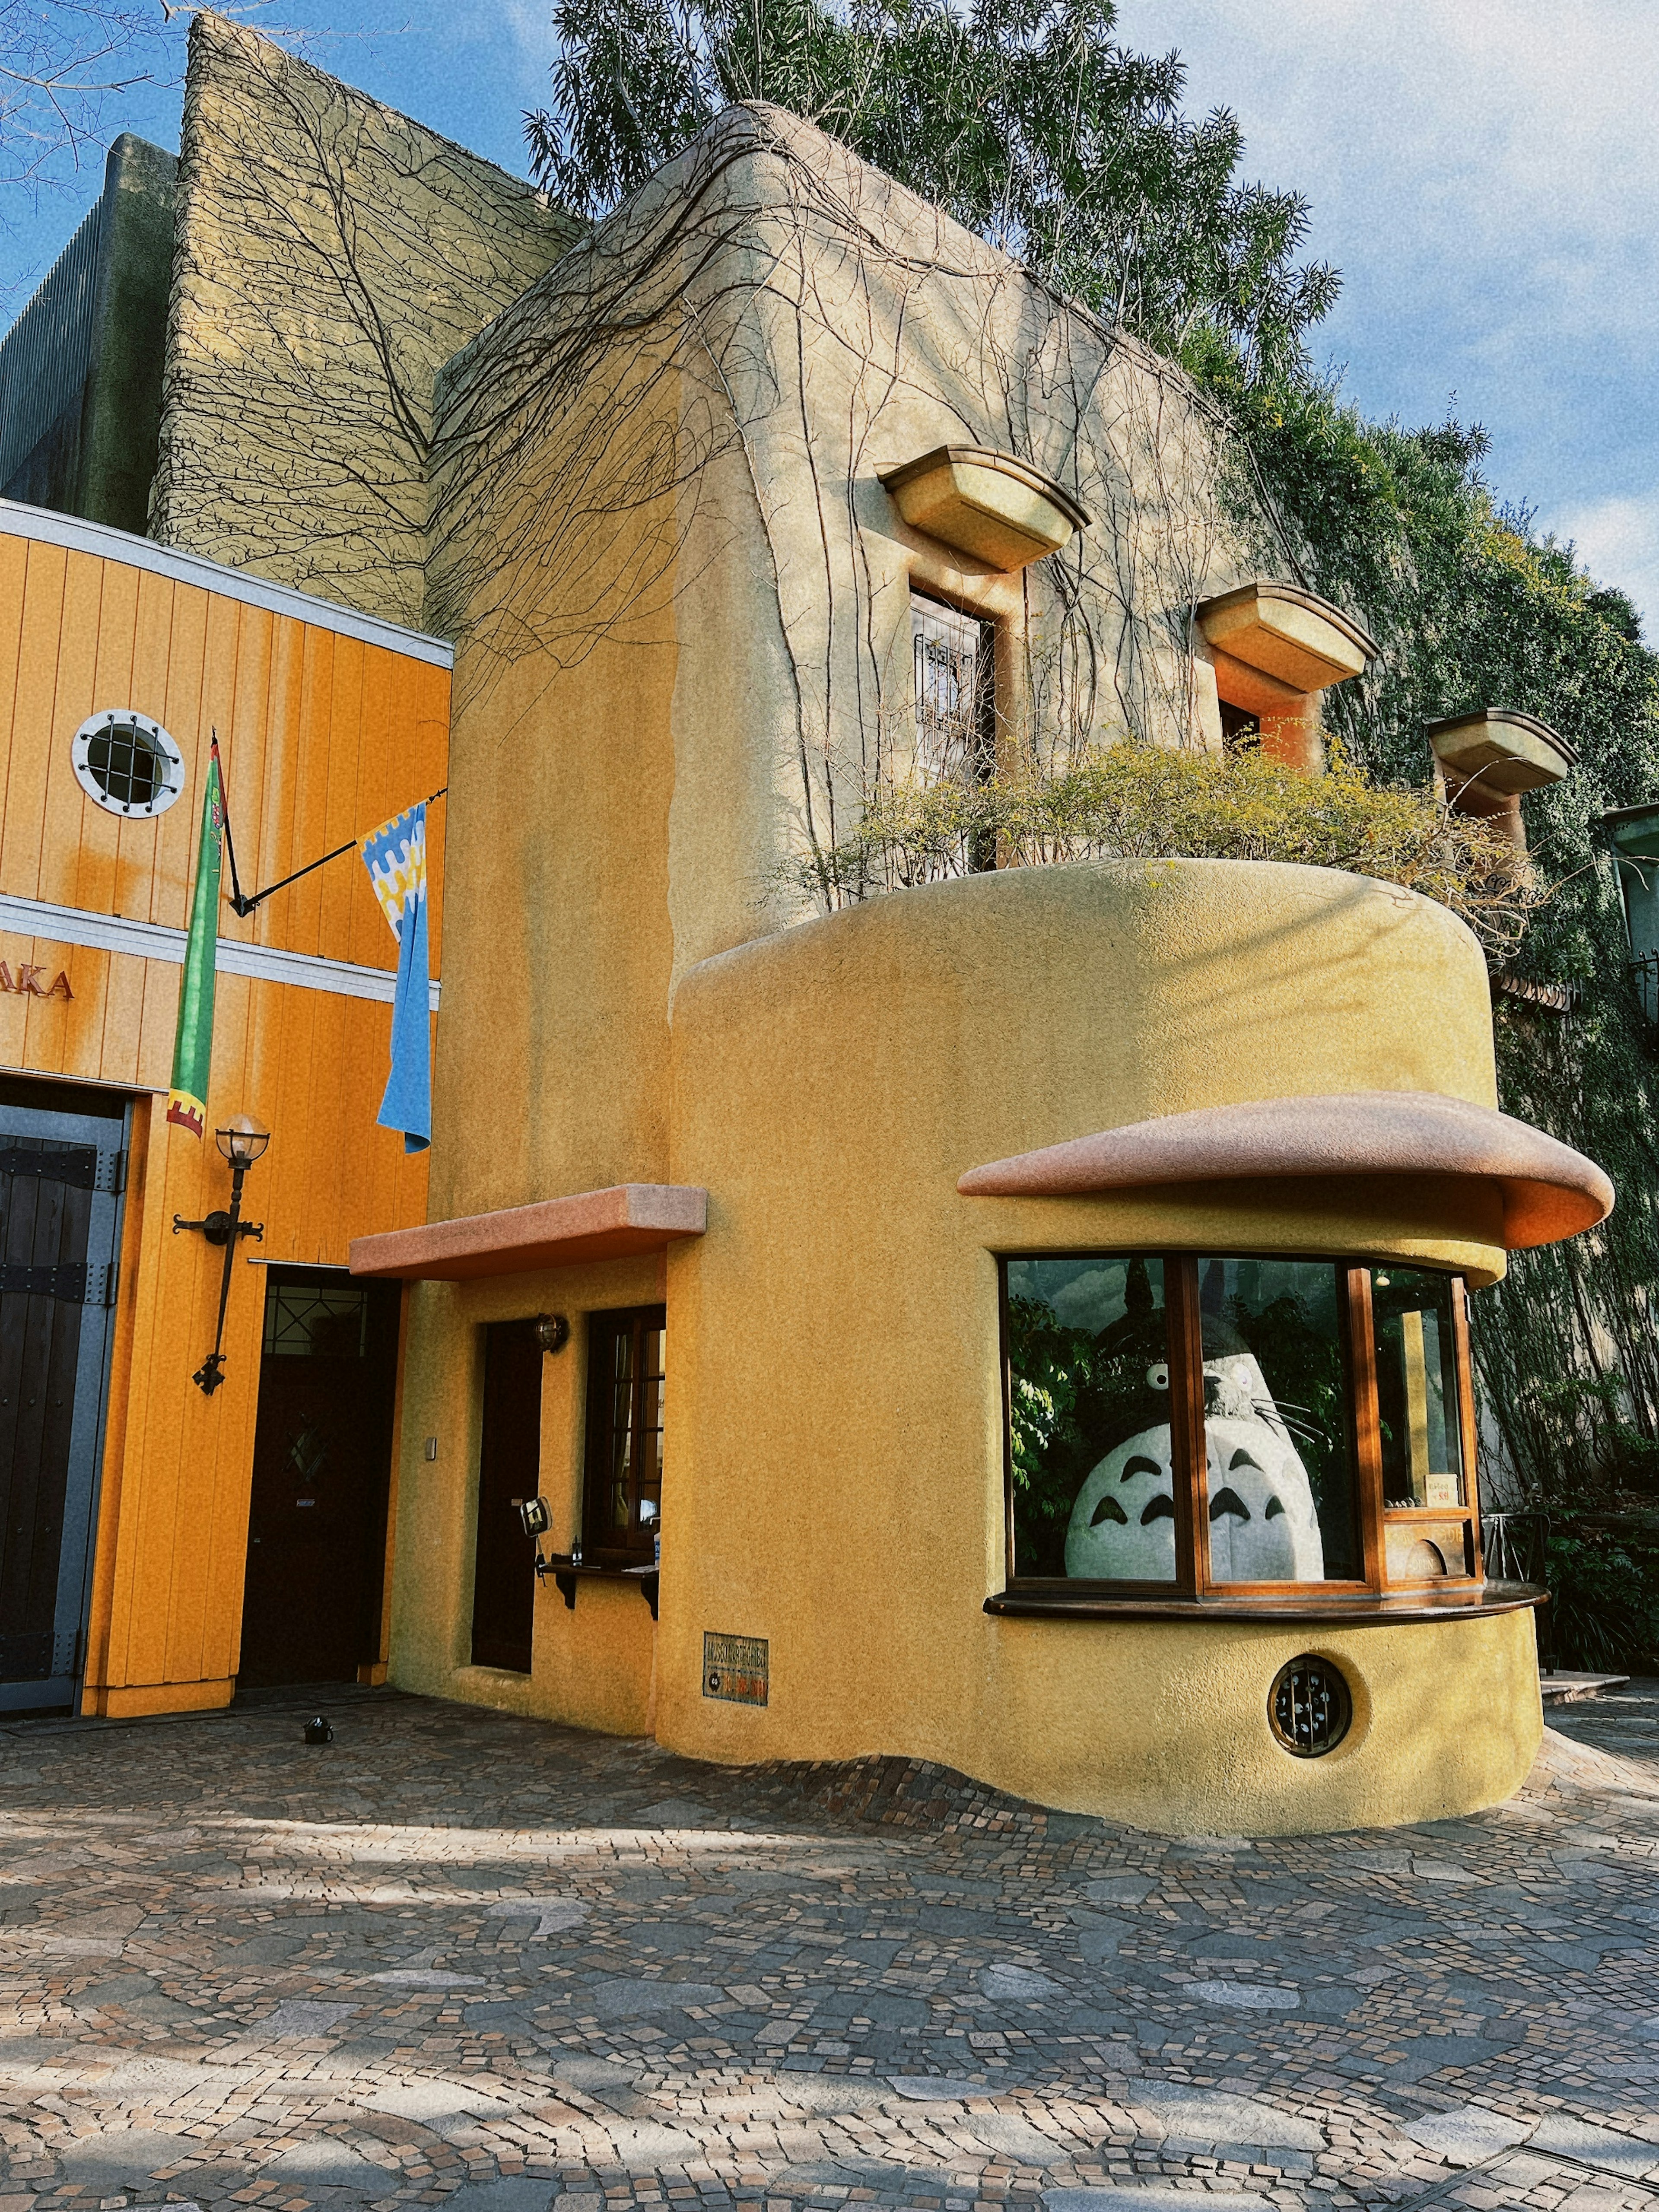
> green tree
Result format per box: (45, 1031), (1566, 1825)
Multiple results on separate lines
(525, 0), (1338, 379)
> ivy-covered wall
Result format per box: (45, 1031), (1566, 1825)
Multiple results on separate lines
(151, 15), (576, 628)
(1203, 352), (1659, 1661)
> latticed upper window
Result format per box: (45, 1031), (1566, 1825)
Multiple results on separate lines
(263, 1283), (369, 1358)
(912, 592), (993, 779)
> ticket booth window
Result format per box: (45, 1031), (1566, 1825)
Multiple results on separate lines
(582, 1305), (665, 1566)
(1001, 1252), (1481, 1597)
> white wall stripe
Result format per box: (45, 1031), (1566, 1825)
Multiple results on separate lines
(0, 893), (442, 1010)
(0, 501), (454, 669)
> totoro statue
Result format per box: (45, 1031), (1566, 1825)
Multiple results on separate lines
(1063, 1260), (1325, 1583)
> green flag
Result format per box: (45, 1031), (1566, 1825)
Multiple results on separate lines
(166, 737), (224, 1138)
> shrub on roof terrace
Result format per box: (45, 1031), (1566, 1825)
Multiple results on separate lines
(784, 739), (1541, 957)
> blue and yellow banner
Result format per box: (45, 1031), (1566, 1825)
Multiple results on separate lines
(362, 803), (432, 1153)
(166, 739), (224, 1138)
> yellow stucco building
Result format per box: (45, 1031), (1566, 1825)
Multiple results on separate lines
(0, 34), (1605, 1832)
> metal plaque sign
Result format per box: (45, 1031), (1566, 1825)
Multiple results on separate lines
(703, 1631), (768, 1706)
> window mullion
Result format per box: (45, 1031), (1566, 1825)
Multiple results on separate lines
(1451, 1277), (1484, 1581)
(1345, 1266), (1387, 1593)
(1166, 1254), (1208, 1595)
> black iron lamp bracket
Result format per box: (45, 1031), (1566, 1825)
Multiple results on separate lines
(172, 1210), (264, 1246)
(175, 1155), (267, 1395)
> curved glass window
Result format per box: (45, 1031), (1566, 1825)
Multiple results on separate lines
(1001, 1252), (1481, 1599)
(1197, 1258), (1360, 1585)
(1006, 1256), (1177, 1585)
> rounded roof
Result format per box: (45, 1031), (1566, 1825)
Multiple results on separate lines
(957, 1090), (1612, 1252)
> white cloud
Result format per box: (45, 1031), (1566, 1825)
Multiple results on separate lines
(1110, 0), (1659, 626)
(1553, 493), (1659, 637)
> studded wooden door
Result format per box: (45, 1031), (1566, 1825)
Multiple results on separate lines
(238, 1268), (401, 1686)
(0, 1087), (126, 1712)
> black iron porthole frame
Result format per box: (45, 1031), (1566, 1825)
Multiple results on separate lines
(1268, 1653), (1353, 1758)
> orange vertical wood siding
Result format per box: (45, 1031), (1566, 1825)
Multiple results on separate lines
(0, 521), (450, 1714)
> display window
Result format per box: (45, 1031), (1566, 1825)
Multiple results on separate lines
(1001, 1252), (1482, 1600)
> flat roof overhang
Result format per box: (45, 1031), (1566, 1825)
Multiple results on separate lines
(349, 1182), (708, 1281)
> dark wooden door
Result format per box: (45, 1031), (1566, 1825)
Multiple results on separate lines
(470, 1320), (541, 1673)
(0, 1085), (125, 1713)
(238, 1271), (401, 1687)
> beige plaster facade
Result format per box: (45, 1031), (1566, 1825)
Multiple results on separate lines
(0, 52), (1567, 1816)
(355, 104), (1588, 1836)
(386, 858), (1548, 1833)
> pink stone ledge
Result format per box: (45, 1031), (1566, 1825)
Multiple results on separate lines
(350, 1183), (708, 1281)
(958, 1090), (1612, 1253)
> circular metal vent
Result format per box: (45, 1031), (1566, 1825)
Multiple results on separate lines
(72, 709), (184, 819)
(1268, 1654), (1353, 1757)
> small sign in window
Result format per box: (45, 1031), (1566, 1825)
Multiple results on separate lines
(703, 1631), (768, 1706)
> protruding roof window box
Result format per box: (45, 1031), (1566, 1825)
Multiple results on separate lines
(1195, 579), (1378, 695)
(878, 446), (1090, 572)
(1427, 709), (1576, 797)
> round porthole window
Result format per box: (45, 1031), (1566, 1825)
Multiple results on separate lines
(71, 709), (184, 819)
(1268, 1654), (1353, 1758)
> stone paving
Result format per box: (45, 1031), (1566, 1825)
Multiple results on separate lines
(3, 1684), (1659, 2212)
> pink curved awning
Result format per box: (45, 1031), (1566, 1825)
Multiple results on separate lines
(957, 1090), (1612, 1252)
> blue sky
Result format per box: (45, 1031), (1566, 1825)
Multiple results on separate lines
(5, 0), (1656, 630)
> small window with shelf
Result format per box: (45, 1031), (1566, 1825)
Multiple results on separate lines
(582, 1304), (665, 1566)
(1371, 1266), (1465, 1509)
(1197, 1258), (1363, 1586)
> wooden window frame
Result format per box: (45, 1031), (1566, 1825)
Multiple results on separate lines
(580, 1303), (666, 1570)
(911, 587), (998, 872)
(998, 1250), (1487, 1603)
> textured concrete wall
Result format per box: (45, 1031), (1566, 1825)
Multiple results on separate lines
(0, 136), (177, 533)
(389, 857), (1541, 1829)
(151, 14), (575, 627)
(81, 136), (178, 534)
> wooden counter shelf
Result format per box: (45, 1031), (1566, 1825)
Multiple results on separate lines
(983, 1582), (1547, 1626)
(538, 1557), (660, 1620)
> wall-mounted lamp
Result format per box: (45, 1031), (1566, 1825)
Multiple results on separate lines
(172, 1114), (270, 1395)
(517, 1494), (559, 1585)
(532, 1311), (569, 1354)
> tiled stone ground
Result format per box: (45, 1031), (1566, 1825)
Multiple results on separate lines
(3, 1685), (1659, 2212)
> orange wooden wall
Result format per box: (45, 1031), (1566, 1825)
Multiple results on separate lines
(0, 522), (449, 1713)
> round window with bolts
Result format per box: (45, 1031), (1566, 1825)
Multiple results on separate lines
(1268, 1654), (1353, 1757)
(72, 709), (185, 819)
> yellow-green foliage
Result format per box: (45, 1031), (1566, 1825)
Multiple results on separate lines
(792, 741), (1537, 954)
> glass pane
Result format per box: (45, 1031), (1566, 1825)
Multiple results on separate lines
(912, 593), (991, 779)
(1372, 1267), (1466, 1507)
(1197, 1259), (1360, 1583)
(262, 1284), (368, 1358)
(1005, 1256), (1176, 1582)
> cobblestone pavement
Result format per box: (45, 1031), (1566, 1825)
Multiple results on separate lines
(1546, 1679), (1659, 1770)
(4, 1688), (1659, 2212)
